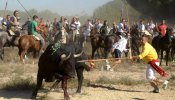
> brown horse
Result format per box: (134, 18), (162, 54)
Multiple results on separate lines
(90, 27), (105, 59)
(18, 26), (48, 64)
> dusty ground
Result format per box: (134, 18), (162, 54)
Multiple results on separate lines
(0, 46), (175, 100)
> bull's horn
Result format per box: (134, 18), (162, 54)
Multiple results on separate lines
(61, 53), (71, 61)
(74, 51), (83, 58)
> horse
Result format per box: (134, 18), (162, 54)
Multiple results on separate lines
(130, 25), (142, 59)
(18, 25), (48, 64)
(0, 30), (21, 60)
(152, 28), (172, 66)
(90, 27), (105, 59)
(104, 34), (119, 58)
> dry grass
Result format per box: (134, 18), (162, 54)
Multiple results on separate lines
(95, 76), (145, 86)
(0, 75), (35, 90)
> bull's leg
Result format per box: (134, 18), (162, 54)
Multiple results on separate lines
(76, 68), (84, 93)
(62, 76), (70, 100)
(31, 74), (43, 99)
(160, 50), (163, 66)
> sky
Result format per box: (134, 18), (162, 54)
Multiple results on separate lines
(0, 0), (113, 16)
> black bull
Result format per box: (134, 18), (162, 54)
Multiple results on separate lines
(31, 43), (90, 100)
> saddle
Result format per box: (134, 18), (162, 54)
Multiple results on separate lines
(32, 35), (40, 41)
(8, 30), (15, 36)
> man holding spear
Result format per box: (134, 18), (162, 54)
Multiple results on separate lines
(130, 35), (169, 93)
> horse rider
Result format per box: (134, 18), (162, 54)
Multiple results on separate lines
(22, 17), (31, 30)
(130, 35), (169, 93)
(0, 15), (3, 30)
(146, 20), (155, 34)
(138, 20), (146, 36)
(10, 10), (21, 36)
(38, 18), (46, 29)
(110, 22), (118, 34)
(55, 16), (67, 43)
(4, 15), (11, 34)
(100, 20), (109, 39)
(70, 17), (79, 42)
(28, 15), (45, 51)
(157, 20), (168, 37)
(83, 19), (93, 41)
(117, 18), (126, 36)
(94, 18), (103, 33)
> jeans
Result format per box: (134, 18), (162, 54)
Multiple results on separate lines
(35, 34), (45, 49)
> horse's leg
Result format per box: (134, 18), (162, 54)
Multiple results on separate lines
(0, 47), (4, 60)
(160, 50), (163, 66)
(166, 50), (169, 66)
(62, 76), (70, 100)
(32, 51), (37, 64)
(91, 47), (96, 59)
(20, 51), (26, 64)
(31, 73), (43, 99)
(76, 67), (84, 93)
(171, 48), (175, 62)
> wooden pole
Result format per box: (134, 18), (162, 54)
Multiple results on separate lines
(77, 56), (136, 63)
(123, 0), (132, 58)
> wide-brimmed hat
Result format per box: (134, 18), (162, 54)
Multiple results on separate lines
(144, 30), (151, 36)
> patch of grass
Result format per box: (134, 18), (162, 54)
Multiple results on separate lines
(96, 76), (118, 85)
(117, 77), (145, 86)
(38, 95), (54, 100)
(0, 75), (36, 90)
(68, 78), (90, 89)
(95, 76), (145, 86)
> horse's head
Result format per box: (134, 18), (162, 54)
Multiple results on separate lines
(39, 25), (49, 38)
(90, 27), (98, 36)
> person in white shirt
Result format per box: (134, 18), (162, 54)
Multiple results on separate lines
(95, 18), (103, 33)
(138, 20), (145, 35)
(83, 19), (93, 41)
(0, 15), (3, 30)
(112, 35), (128, 63)
(70, 17), (78, 42)
(117, 18), (126, 36)
(107, 35), (127, 71)
(146, 20), (155, 34)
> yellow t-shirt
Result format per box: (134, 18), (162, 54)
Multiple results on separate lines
(139, 42), (158, 63)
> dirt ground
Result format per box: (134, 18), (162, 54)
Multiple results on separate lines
(0, 45), (175, 100)
(0, 61), (174, 100)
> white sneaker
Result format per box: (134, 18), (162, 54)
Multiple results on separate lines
(162, 80), (168, 90)
(106, 65), (111, 71)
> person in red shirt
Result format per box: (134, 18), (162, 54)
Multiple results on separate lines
(157, 20), (168, 37)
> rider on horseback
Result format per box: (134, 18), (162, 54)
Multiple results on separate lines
(10, 10), (21, 36)
(117, 18), (127, 37)
(157, 20), (168, 37)
(138, 20), (146, 36)
(100, 20), (108, 39)
(28, 15), (45, 51)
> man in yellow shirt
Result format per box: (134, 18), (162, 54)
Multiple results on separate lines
(131, 35), (168, 93)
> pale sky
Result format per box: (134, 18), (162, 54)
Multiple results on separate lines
(0, 0), (113, 16)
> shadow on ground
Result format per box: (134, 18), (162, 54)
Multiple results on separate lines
(0, 89), (32, 100)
